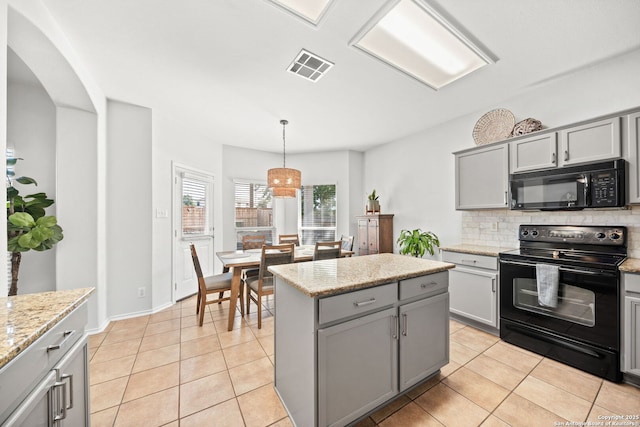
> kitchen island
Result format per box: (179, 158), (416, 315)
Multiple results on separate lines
(269, 253), (454, 427)
(0, 287), (94, 425)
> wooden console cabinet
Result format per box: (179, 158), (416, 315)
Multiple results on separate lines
(357, 214), (394, 255)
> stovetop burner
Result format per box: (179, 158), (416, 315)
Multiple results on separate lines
(499, 225), (627, 270)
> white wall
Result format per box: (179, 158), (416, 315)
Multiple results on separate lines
(107, 100), (153, 317)
(7, 1), (108, 331)
(7, 69), (57, 294)
(364, 49), (640, 257)
(152, 112), (224, 305)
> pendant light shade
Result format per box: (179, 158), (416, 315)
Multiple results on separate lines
(268, 120), (301, 198)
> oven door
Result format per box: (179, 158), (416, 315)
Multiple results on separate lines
(510, 171), (589, 210)
(499, 259), (619, 350)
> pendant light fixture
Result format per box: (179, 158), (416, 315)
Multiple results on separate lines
(267, 119), (301, 198)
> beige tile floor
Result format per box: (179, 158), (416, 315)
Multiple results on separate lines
(89, 296), (640, 427)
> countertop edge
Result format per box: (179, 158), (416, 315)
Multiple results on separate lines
(620, 257), (640, 273)
(0, 287), (95, 370)
(270, 254), (455, 298)
(440, 244), (515, 257)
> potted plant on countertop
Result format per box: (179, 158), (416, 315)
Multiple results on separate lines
(397, 228), (440, 258)
(6, 156), (64, 296)
(367, 189), (380, 213)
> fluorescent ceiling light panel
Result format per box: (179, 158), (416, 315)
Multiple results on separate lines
(268, 0), (334, 25)
(287, 49), (334, 82)
(352, 0), (493, 89)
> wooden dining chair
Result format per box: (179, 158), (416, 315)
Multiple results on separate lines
(313, 241), (342, 261)
(278, 234), (300, 246)
(242, 234), (266, 250)
(190, 244), (239, 326)
(340, 235), (354, 251)
(244, 243), (295, 329)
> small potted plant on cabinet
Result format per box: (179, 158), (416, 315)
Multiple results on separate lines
(367, 189), (380, 213)
(397, 229), (440, 258)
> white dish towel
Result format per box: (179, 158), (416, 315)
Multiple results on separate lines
(536, 263), (559, 308)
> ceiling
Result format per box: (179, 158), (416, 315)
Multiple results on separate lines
(14, 0), (640, 153)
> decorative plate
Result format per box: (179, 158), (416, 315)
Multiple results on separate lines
(472, 108), (515, 145)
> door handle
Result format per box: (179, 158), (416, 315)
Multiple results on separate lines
(61, 373), (74, 410)
(551, 152), (556, 164)
(391, 315), (398, 340)
(491, 277), (496, 293)
(52, 380), (67, 422)
(504, 191), (508, 205)
(564, 150), (569, 161)
(402, 313), (408, 336)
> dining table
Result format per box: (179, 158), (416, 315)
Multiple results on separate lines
(216, 245), (354, 331)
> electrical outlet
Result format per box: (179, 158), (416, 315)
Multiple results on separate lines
(490, 222), (498, 231)
(138, 287), (146, 298)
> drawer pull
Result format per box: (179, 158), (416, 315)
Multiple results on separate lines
(420, 282), (438, 289)
(47, 330), (76, 352)
(460, 259), (477, 264)
(354, 298), (376, 307)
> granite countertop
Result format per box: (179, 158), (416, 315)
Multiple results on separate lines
(620, 257), (640, 273)
(0, 287), (95, 370)
(269, 253), (455, 297)
(439, 244), (516, 257)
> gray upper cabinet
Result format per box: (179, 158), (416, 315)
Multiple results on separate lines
(510, 132), (558, 173)
(627, 112), (640, 204)
(455, 143), (509, 210)
(559, 117), (621, 166)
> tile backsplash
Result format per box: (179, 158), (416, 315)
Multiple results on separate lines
(461, 206), (640, 258)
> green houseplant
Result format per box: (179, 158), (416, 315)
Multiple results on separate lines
(6, 157), (64, 296)
(367, 189), (380, 212)
(397, 229), (440, 258)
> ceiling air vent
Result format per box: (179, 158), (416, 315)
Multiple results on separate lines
(287, 49), (334, 82)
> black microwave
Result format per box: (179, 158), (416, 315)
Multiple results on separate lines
(510, 159), (626, 210)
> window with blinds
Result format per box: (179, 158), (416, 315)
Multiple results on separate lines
(182, 176), (209, 236)
(234, 182), (274, 249)
(299, 184), (336, 245)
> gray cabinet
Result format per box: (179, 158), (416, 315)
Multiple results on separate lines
(623, 272), (640, 377)
(318, 307), (397, 427)
(510, 132), (558, 173)
(275, 272), (449, 427)
(442, 251), (498, 328)
(627, 112), (640, 204)
(455, 143), (509, 210)
(559, 117), (621, 166)
(398, 293), (449, 391)
(0, 303), (89, 427)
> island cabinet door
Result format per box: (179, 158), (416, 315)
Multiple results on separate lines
(398, 293), (450, 391)
(318, 307), (397, 427)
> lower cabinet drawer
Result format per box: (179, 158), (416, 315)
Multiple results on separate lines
(399, 271), (448, 301)
(319, 282), (397, 325)
(442, 251), (497, 270)
(624, 272), (640, 294)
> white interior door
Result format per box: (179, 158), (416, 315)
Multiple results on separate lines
(173, 166), (215, 302)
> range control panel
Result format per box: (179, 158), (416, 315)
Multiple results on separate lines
(519, 225), (626, 246)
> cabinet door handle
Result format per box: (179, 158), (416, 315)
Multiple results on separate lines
(354, 298), (376, 307)
(61, 373), (74, 410)
(460, 259), (477, 264)
(504, 191), (507, 205)
(53, 380), (68, 422)
(402, 313), (408, 336)
(491, 277), (496, 293)
(564, 150), (569, 161)
(391, 315), (398, 340)
(551, 152), (556, 164)
(47, 330), (76, 352)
